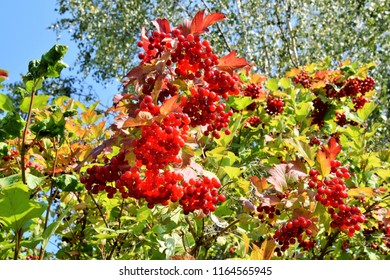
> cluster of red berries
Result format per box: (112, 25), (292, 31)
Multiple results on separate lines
(292, 70), (312, 88)
(308, 161), (366, 236)
(179, 176), (226, 215)
(132, 112), (190, 171)
(309, 136), (321, 146)
(273, 216), (315, 254)
(256, 204), (281, 221)
(136, 170), (184, 209)
(244, 116), (262, 128)
(82, 15), (236, 214)
(311, 97), (331, 127)
(137, 29), (176, 63)
(243, 83), (264, 110)
(80, 152), (129, 197)
(265, 95), (284, 116)
(335, 112), (358, 127)
(135, 94), (161, 116)
(183, 87), (233, 138)
(2, 149), (19, 161)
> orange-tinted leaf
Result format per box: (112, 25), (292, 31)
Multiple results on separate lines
(250, 176), (268, 193)
(190, 10), (226, 35)
(348, 187), (374, 198)
(285, 68), (301, 78)
(160, 95), (183, 115)
(322, 137), (342, 161)
(122, 112), (153, 128)
(217, 51), (248, 75)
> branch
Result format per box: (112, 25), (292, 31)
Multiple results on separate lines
(201, 0), (232, 52)
(20, 80), (40, 184)
(316, 231), (340, 259)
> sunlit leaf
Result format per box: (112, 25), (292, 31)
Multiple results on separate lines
(250, 240), (275, 260)
(190, 10), (226, 35)
(217, 51), (248, 74)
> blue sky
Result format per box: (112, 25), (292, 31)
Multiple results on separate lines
(0, 0), (117, 107)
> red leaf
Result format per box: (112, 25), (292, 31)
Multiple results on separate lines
(217, 51), (248, 75)
(152, 18), (171, 34)
(322, 137), (342, 161)
(159, 95), (183, 116)
(190, 10), (226, 35)
(0, 69), (8, 79)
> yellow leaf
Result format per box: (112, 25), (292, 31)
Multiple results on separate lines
(316, 149), (331, 177)
(285, 68), (301, 78)
(242, 233), (250, 254)
(250, 240), (275, 260)
(348, 187), (374, 198)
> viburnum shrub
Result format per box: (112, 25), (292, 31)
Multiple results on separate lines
(0, 11), (389, 261)
(80, 10), (247, 214)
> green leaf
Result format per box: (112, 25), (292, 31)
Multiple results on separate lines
(279, 77), (291, 89)
(137, 206), (152, 221)
(53, 174), (81, 192)
(24, 78), (44, 94)
(0, 183), (46, 231)
(222, 166), (243, 179)
(357, 102), (376, 121)
(295, 103), (311, 122)
(265, 78), (279, 91)
(227, 96), (253, 110)
(0, 112), (24, 141)
(0, 93), (15, 112)
(19, 94), (50, 113)
(41, 45), (68, 66)
(0, 174), (45, 190)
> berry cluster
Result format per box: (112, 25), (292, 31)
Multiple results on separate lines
(82, 12), (239, 214)
(132, 112), (190, 171)
(136, 170), (184, 209)
(244, 116), (262, 128)
(265, 95), (284, 116)
(309, 136), (321, 146)
(135, 94), (161, 116)
(311, 97), (331, 127)
(335, 112), (358, 127)
(273, 216), (315, 254)
(311, 75), (375, 127)
(180, 176), (226, 215)
(243, 83), (264, 110)
(308, 161), (366, 236)
(183, 87), (233, 138)
(80, 151), (129, 198)
(256, 204), (281, 221)
(2, 149), (19, 161)
(292, 70), (312, 88)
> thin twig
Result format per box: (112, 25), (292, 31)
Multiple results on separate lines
(201, 0), (232, 52)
